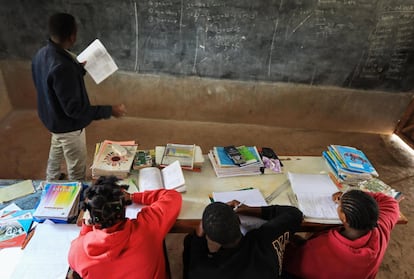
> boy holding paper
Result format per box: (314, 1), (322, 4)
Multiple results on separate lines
(32, 13), (126, 181)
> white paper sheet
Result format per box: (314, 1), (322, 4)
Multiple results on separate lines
(77, 39), (118, 84)
(288, 172), (340, 221)
(9, 221), (80, 279)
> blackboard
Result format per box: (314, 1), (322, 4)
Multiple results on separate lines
(1, 0), (414, 92)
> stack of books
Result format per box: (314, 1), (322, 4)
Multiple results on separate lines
(91, 140), (138, 179)
(208, 146), (264, 178)
(323, 145), (403, 200)
(33, 181), (82, 223)
(322, 145), (378, 185)
(155, 144), (205, 171)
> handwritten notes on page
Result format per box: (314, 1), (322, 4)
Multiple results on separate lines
(288, 172), (341, 224)
(77, 39), (118, 84)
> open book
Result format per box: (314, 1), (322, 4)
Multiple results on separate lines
(138, 160), (186, 192)
(76, 39), (118, 84)
(288, 172), (341, 224)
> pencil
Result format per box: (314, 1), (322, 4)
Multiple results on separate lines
(21, 228), (36, 250)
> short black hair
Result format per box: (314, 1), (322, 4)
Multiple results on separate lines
(48, 13), (76, 42)
(202, 202), (241, 246)
(81, 176), (130, 229)
(341, 190), (379, 230)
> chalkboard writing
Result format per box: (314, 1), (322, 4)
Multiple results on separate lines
(1, 0), (414, 92)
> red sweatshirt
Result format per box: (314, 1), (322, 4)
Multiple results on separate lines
(68, 189), (182, 279)
(283, 192), (400, 279)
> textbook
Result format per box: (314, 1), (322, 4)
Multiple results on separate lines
(208, 146), (263, 178)
(0, 207), (34, 248)
(329, 145), (378, 176)
(138, 160), (186, 192)
(156, 145), (204, 170)
(91, 140), (138, 179)
(160, 143), (196, 170)
(33, 182), (82, 222)
(323, 144), (378, 186)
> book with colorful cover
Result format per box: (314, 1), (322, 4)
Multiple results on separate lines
(91, 140), (138, 179)
(358, 178), (403, 200)
(160, 143), (196, 170)
(33, 182), (82, 222)
(213, 146), (263, 168)
(330, 145), (378, 176)
(0, 209), (34, 248)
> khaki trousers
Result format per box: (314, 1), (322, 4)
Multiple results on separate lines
(46, 129), (87, 181)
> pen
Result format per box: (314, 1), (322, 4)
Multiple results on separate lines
(233, 200), (245, 211)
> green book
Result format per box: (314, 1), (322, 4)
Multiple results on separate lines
(237, 146), (258, 165)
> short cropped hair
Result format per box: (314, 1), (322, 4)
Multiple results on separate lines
(48, 13), (76, 42)
(81, 176), (131, 229)
(202, 202), (241, 246)
(341, 190), (379, 230)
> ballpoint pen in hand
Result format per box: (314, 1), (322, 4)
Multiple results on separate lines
(233, 200), (245, 211)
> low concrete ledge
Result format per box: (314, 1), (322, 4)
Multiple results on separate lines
(1, 60), (413, 134)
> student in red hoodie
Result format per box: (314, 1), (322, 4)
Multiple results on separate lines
(68, 176), (182, 279)
(283, 189), (400, 279)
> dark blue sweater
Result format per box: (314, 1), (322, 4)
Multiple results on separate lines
(32, 39), (112, 133)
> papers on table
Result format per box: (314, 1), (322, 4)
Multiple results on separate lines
(77, 39), (118, 84)
(212, 188), (268, 234)
(0, 180), (36, 203)
(1, 220), (80, 279)
(288, 172), (341, 224)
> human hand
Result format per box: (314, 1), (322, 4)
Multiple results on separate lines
(112, 104), (126, 118)
(227, 200), (248, 213)
(82, 209), (93, 226)
(195, 221), (204, 237)
(332, 192), (343, 204)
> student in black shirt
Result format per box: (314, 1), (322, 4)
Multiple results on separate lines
(183, 201), (303, 279)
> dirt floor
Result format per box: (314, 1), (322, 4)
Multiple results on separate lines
(0, 110), (413, 278)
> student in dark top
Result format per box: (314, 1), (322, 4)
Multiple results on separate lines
(32, 13), (126, 181)
(183, 201), (303, 279)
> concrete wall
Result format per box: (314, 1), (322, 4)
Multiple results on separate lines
(2, 59), (413, 134)
(0, 67), (12, 120)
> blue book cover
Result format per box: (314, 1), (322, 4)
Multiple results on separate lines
(331, 145), (378, 176)
(214, 146), (261, 168)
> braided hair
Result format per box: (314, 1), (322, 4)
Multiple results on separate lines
(81, 176), (131, 229)
(340, 190), (379, 231)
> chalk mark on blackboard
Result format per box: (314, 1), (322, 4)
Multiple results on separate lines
(268, 19), (279, 77)
(310, 67), (316, 85)
(279, 0), (284, 10)
(179, 0), (183, 34)
(133, 1), (139, 72)
(348, 50), (366, 87)
(290, 13), (313, 37)
(192, 33), (199, 73)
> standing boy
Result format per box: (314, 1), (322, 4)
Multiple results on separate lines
(32, 13), (126, 181)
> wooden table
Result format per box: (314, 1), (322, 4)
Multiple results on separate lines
(170, 155), (407, 233)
